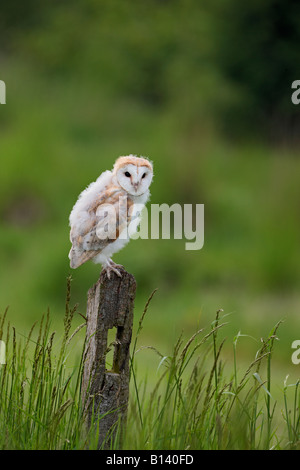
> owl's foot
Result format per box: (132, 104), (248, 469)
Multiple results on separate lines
(103, 259), (124, 279)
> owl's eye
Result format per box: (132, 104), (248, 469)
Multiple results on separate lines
(142, 173), (146, 179)
(125, 171), (131, 177)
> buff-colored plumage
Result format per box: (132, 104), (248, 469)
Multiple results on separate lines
(69, 155), (153, 277)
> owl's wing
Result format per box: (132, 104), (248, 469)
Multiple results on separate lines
(69, 187), (131, 269)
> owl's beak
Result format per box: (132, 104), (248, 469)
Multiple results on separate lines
(133, 182), (139, 191)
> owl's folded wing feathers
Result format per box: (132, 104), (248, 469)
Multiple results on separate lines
(69, 186), (132, 269)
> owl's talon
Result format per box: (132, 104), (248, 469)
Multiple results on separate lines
(109, 261), (124, 270)
(103, 263), (123, 279)
(111, 265), (122, 278)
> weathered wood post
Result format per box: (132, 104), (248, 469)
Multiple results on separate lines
(81, 267), (136, 449)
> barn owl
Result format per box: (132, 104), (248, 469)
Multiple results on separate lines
(69, 155), (153, 277)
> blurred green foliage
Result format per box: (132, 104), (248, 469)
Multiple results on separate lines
(2, 0), (300, 137)
(0, 0), (300, 376)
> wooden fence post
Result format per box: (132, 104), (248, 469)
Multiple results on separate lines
(81, 267), (136, 449)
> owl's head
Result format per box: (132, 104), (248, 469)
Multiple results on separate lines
(113, 155), (153, 196)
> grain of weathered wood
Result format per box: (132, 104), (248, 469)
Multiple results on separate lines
(81, 267), (136, 449)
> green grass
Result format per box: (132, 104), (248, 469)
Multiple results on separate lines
(0, 281), (299, 450)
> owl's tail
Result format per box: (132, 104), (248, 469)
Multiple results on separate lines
(68, 246), (99, 269)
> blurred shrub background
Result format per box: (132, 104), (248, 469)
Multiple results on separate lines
(0, 0), (300, 377)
